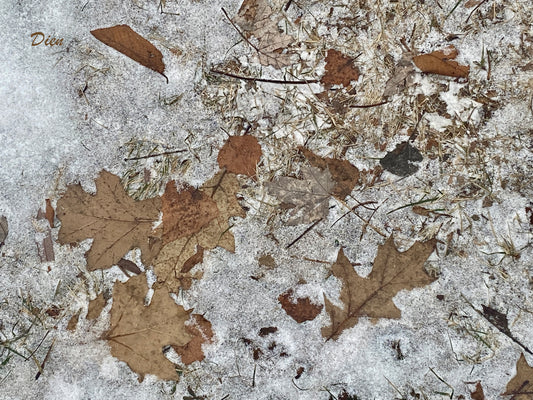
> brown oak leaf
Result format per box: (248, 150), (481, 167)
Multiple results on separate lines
(154, 172), (246, 293)
(56, 170), (162, 271)
(266, 166), (335, 225)
(503, 354), (533, 399)
(299, 147), (360, 198)
(173, 314), (214, 365)
(104, 274), (192, 382)
(279, 289), (323, 323)
(322, 237), (437, 340)
(413, 46), (469, 78)
(321, 49), (360, 87)
(217, 135), (262, 177)
(91, 25), (167, 81)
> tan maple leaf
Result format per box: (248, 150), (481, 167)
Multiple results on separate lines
(173, 314), (214, 365)
(322, 237), (437, 340)
(266, 165), (335, 225)
(233, 0), (295, 69)
(56, 170), (162, 271)
(503, 353), (533, 399)
(154, 171), (246, 293)
(103, 274), (192, 382)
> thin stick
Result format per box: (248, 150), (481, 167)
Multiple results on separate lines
(124, 149), (186, 161)
(35, 338), (56, 380)
(210, 69), (318, 85)
(221, 8), (261, 54)
(466, 0), (488, 22)
(349, 101), (389, 108)
(284, 0), (294, 11)
(286, 218), (322, 249)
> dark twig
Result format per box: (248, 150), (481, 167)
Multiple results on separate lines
(349, 101), (389, 108)
(286, 218), (322, 249)
(284, 0), (294, 11)
(466, 0), (488, 22)
(221, 8), (261, 54)
(210, 69), (318, 85)
(124, 149), (186, 161)
(35, 338), (55, 380)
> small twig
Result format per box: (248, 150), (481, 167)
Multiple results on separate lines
(124, 149), (186, 161)
(387, 195), (440, 215)
(252, 364), (256, 387)
(286, 218), (322, 249)
(35, 338), (55, 380)
(210, 69), (318, 85)
(349, 101), (389, 109)
(284, 0), (294, 11)
(466, 0), (489, 22)
(429, 367), (454, 399)
(221, 7), (261, 53)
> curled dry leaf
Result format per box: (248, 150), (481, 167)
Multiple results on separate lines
(217, 135), (262, 177)
(299, 147), (360, 199)
(413, 46), (470, 78)
(322, 237), (437, 340)
(56, 170), (162, 271)
(266, 166), (334, 225)
(173, 314), (214, 365)
(503, 353), (533, 399)
(104, 274), (192, 382)
(321, 49), (360, 87)
(154, 172), (245, 293)
(90, 24), (167, 81)
(279, 289), (323, 323)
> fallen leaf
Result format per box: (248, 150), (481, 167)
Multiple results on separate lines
(279, 289), (323, 323)
(266, 166), (335, 225)
(464, 0), (483, 8)
(56, 170), (162, 271)
(503, 353), (533, 399)
(470, 382), (485, 400)
(258, 254), (276, 268)
(217, 135), (262, 177)
(162, 181), (219, 245)
(90, 24), (167, 81)
(104, 274), (192, 381)
(380, 141), (423, 177)
(322, 237), (437, 340)
(259, 326), (278, 336)
(321, 49), (360, 87)
(117, 258), (142, 275)
(66, 310), (81, 331)
(37, 229), (55, 262)
(173, 314), (214, 365)
(0, 215), (8, 248)
(154, 172), (245, 293)
(233, 0), (295, 68)
(86, 293), (106, 320)
(383, 52), (417, 97)
(413, 46), (470, 78)
(299, 147), (360, 198)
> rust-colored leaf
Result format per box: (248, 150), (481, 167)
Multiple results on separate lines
(299, 146), (360, 199)
(162, 181), (219, 245)
(67, 310), (81, 331)
(45, 199), (54, 228)
(279, 289), (323, 323)
(173, 314), (214, 365)
(86, 293), (106, 320)
(321, 49), (360, 87)
(117, 258), (142, 275)
(56, 170), (162, 271)
(413, 46), (470, 78)
(503, 354), (533, 399)
(470, 382), (485, 400)
(104, 274), (192, 381)
(322, 237), (437, 340)
(90, 24), (166, 80)
(217, 135), (262, 177)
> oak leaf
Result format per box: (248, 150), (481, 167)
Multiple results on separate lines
(321, 49), (360, 87)
(217, 135), (262, 177)
(154, 172), (246, 293)
(266, 166), (334, 225)
(322, 237), (437, 340)
(56, 170), (162, 271)
(413, 46), (470, 78)
(233, 0), (295, 68)
(503, 353), (533, 399)
(104, 274), (192, 381)
(299, 147), (360, 198)
(91, 25), (167, 81)
(279, 289), (323, 323)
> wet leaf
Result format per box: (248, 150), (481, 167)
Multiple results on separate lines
(322, 237), (437, 340)
(217, 135), (262, 177)
(380, 141), (423, 177)
(503, 354), (533, 400)
(117, 258), (142, 275)
(104, 274), (192, 381)
(173, 314), (214, 365)
(321, 49), (360, 87)
(279, 289), (323, 323)
(90, 24), (166, 80)
(413, 46), (470, 78)
(266, 166), (334, 225)
(56, 170), (162, 271)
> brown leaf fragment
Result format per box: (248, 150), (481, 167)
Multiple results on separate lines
(266, 166), (334, 225)
(322, 237), (437, 340)
(105, 274), (192, 381)
(154, 172), (245, 293)
(45, 199), (55, 228)
(162, 181), (219, 245)
(413, 46), (470, 78)
(0, 216), (7, 248)
(412, 206), (431, 217)
(383, 53), (417, 97)
(259, 326), (278, 336)
(90, 25), (166, 80)
(258, 254), (276, 268)
(37, 229), (55, 262)
(86, 293), (106, 320)
(321, 49), (360, 87)
(279, 289), (323, 323)
(503, 353), (533, 399)
(56, 170), (162, 271)
(67, 310), (81, 331)
(299, 147), (360, 199)
(217, 135), (262, 177)
(470, 382), (485, 400)
(464, 0), (483, 8)
(380, 141), (423, 177)
(117, 258), (142, 275)
(173, 314), (214, 365)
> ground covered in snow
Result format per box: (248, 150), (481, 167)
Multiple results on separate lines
(1, 0), (533, 399)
